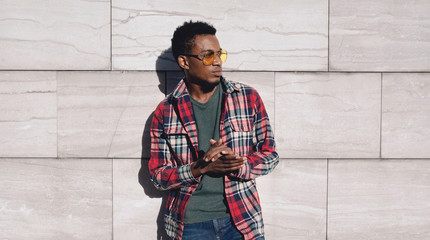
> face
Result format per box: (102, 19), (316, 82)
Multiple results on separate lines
(179, 34), (223, 88)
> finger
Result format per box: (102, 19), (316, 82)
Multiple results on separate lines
(210, 139), (223, 147)
(205, 146), (230, 162)
(220, 154), (241, 161)
(210, 150), (226, 161)
(208, 152), (223, 162)
(204, 140), (223, 161)
(229, 159), (245, 166)
(217, 158), (244, 167)
(203, 144), (218, 161)
(204, 143), (233, 162)
(205, 158), (244, 174)
(216, 162), (244, 172)
(220, 149), (234, 155)
(212, 152), (228, 162)
(229, 164), (243, 171)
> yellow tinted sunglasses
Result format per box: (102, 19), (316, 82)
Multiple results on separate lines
(183, 49), (227, 66)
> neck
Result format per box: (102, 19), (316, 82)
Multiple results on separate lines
(185, 77), (220, 104)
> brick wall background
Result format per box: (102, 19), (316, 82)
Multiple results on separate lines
(1, 0), (429, 239)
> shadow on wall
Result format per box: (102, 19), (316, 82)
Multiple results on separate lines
(138, 47), (183, 240)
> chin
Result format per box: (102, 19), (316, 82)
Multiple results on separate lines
(211, 75), (221, 83)
(201, 78), (220, 92)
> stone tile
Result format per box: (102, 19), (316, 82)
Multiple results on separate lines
(113, 158), (170, 240)
(0, 71), (57, 157)
(112, 0), (328, 71)
(0, 158), (112, 239)
(258, 159), (327, 240)
(58, 71), (165, 158)
(223, 72), (275, 129)
(382, 73), (430, 158)
(275, 72), (381, 158)
(328, 159), (430, 240)
(330, 0), (430, 71)
(0, 0), (110, 70)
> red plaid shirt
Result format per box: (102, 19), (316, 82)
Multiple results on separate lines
(149, 77), (279, 240)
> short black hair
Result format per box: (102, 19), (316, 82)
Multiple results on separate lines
(171, 20), (216, 64)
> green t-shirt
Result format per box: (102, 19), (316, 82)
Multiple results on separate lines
(183, 82), (230, 224)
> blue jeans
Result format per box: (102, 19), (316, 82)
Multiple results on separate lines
(182, 217), (244, 240)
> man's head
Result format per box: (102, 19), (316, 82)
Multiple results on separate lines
(172, 21), (226, 90)
(171, 21), (217, 63)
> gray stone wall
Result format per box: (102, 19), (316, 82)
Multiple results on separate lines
(1, 0), (429, 239)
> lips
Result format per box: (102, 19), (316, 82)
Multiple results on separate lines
(212, 69), (222, 77)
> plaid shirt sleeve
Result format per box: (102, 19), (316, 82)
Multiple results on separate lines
(228, 88), (279, 180)
(148, 101), (200, 191)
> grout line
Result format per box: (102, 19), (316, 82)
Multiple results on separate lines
(2, 157), (430, 160)
(0, 70), (429, 74)
(326, 158), (329, 240)
(56, 71), (59, 159)
(110, 0), (113, 71)
(112, 158), (114, 240)
(380, 72), (383, 158)
(1, 69), (430, 73)
(327, 0), (330, 72)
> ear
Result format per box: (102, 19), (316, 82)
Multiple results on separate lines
(177, 56), (189, 70)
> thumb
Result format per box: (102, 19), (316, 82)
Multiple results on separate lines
(209, 139), (217, 145)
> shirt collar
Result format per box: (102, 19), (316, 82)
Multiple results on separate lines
(169, 76), (240, 102)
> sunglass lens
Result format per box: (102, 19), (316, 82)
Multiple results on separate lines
(203, 52), (215, 65)
(220, 50), (227, 63)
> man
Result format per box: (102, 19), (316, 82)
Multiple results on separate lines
(149, 21), (278, 240)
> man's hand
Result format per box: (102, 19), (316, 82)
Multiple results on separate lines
(191, 139), (245, 178)
(203, 139), (233, 162)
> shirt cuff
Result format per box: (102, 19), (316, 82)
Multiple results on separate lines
(230, 157), (249, 179)
(179, 163), (200, 184)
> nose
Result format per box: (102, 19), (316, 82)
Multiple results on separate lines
(212, 52), (222, 66)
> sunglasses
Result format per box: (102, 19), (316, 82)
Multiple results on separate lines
(183, 49), (227, 66)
